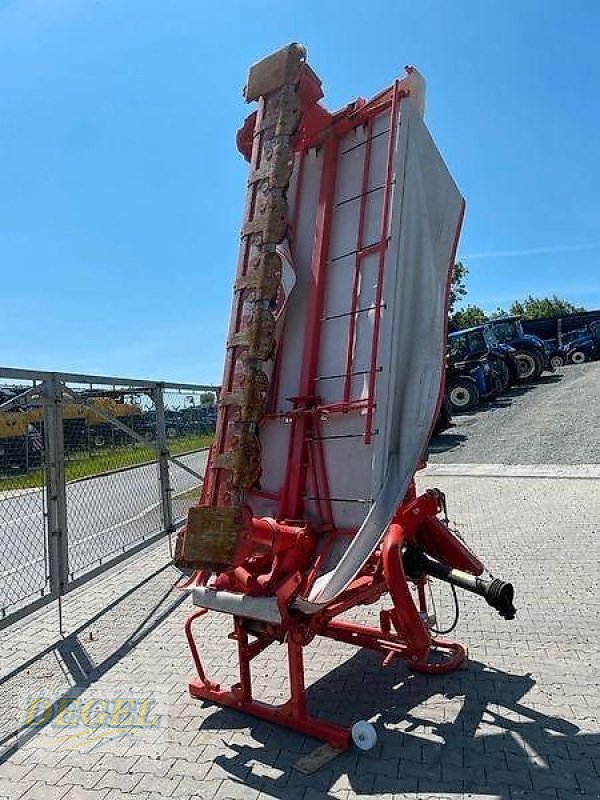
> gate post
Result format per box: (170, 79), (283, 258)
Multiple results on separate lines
(154, 384), (174, 550)
(43, 374), (69, 599)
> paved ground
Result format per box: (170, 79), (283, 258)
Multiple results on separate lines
(430, 362), (600, 465)
(0, 464), (598, 800)
(0, 451), (206, 618)
(1, 364), (599, 799)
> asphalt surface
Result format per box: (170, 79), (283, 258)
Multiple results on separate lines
(0, 450), (207, 616)
(430, 361), (600, 465)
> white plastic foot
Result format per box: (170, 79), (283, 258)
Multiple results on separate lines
(351, 720), (377, 751)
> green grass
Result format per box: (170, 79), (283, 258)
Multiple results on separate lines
(0, 433), (214, 491)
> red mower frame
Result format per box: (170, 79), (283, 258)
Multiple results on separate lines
(184, 489), (485, 749)
(182, 47), (515, 751)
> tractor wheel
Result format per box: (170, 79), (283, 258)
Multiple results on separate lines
(515, 350), (542, 381)
(570, 350), (587, 364)
(550, 353), (565, 369)
(447, 379), (480, 412)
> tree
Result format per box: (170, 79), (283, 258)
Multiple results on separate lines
(449, 304), (488, 332)
(509, 295), (586, 320)
(448, 261), (468, 315)
(199, 391), (216, 406)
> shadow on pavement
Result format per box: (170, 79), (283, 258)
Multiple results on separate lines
(0, 561), (187, 762)
(428, 430), (467, 454)
(197, 649), (586, 800)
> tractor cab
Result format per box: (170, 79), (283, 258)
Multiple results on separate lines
(448, 326), (518, 389)
(484, 317), (552, 380)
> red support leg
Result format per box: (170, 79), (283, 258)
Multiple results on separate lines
(287, 631), (308, 719)
(186, 610), (351, 749)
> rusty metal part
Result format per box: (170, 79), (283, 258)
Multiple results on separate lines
(229, 308), (276, 361)
(180, 505), (247, 571)
(221, 367), (270, 422)
(242, 193), (288, 243)
(215, 426), (261, 489)
(259, 87), (301, 136)
(244, 43), (305, 102)
(185, 45), (304, 563)
(234, 251), (282, 301)
(249, 141), (295, 188)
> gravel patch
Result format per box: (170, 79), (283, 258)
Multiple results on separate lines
(430, 361), (600, 465)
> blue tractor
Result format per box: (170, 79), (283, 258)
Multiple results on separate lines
(448, 326), (519, 389)
(484, 317), (553, 381)
(542, 327), (588, 369)
(446, 329), (508, 413)
(565, 322), (600, 364)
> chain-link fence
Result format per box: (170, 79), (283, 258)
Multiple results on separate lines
(0, 368), (216, 629)
(0, 376), (50, 624)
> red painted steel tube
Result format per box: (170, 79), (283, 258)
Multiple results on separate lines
(382, 521), (431, 657)
(235, 620), (253, 703)
(268, 149), (307, 415)
(365, 81), (401, 443)
(184, 608), (211, 685)
(417, 516), (484, 576)
(343, 116), (374, 402)
(280, 136), (340, 520)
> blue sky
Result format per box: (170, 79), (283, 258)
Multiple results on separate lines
(1, 0), (599, 382)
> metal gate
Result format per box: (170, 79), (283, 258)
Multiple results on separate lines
(0, 368), (216, 629)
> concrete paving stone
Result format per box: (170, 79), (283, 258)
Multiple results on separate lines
(24, 764), (70, 784)
(131, 755), (175, 776)
(123, 741), (169, 758)
(160, 743), (204, 761)
(572, 772), (600, 793)
(256, 787), (306, 800)
(327, 790), (352, 800)
(61, 788), (110, 800)
(19, 783), (70, 800)
(329, 770), (375, 793)
(103, 791), (150, 800)
(134, 773), (183, 796)
(213, 779), (263, 799)
(93, 770), (144, 793)
(548, 754), (598, 777)
(0, 761), (35, 781)
(0, 777), (35, 799)
(288, 767), (337, 793)
(167, 756), (213, 780)
(92, 754), (138, 774)
(56, 767), (106, 790)
(169, 776), (224, 797)
(531, 768), (580, 793)
(485, 767), (533, 791)
(26, 749), (73, 769)
(360, 756), (400, 779)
